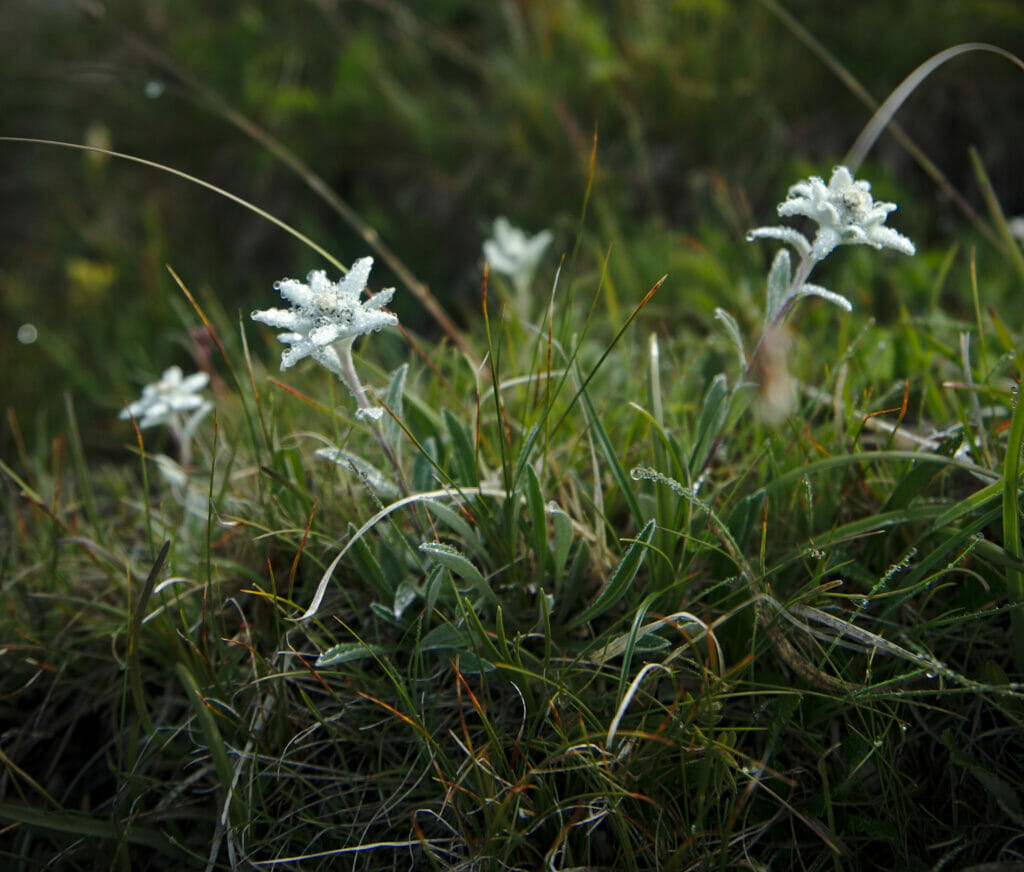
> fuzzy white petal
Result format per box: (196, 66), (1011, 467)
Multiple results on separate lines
(251, 257), (398, 376)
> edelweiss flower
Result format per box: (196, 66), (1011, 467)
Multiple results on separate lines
(751, 166), (915, 263)
(120, 366), (211, 429)
(483, 217), (553, 283)
(251, 257), (397, 377)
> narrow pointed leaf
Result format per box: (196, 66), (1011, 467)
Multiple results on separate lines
(570, 519), (656, 626)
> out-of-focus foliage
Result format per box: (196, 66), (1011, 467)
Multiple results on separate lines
(1, 0), (1022, 450)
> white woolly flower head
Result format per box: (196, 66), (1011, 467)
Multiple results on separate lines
(120, 366), (211, 429)
(251, 257), (397, 377)
(483, 217), (553, 282)
(749, 165), (915, 263)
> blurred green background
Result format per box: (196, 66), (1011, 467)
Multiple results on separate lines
(2, 0), (1023, 456)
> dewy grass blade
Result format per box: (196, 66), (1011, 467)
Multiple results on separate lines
(419, 541), (499, 608)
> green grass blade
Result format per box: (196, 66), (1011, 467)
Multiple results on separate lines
(1002, 387), (1024, 673)
(126, 540), (170, 735)
(0, 803), (192, 860)
(572, 360), (645, 528)
(443, 408), (479, 486)
(570, 519), (656, 627)
(175, 663), (244, 828)
(383, 362), (408, 447)
(689, 373), (730, 474)
(525, 463), (549, 576)
(63, 392), (102, 543)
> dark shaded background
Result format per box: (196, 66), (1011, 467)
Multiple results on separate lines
(2, 0), (1023, 452)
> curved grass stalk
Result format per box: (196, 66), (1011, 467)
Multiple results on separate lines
(843, 43), (1024, 173)
(66, 5), (480, 366)
(0, 136), (345, 273)
(296, 485), (521, 621)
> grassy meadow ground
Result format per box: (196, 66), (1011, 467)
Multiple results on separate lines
(3, 2), (1024, 870)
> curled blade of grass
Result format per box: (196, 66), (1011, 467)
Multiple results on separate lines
(759, 1), (984, 234)
(843, 43), (1024, 174)
(0, 138), (344, 271)
(296, 485), (520, 621)
(606, 662), (671, 750)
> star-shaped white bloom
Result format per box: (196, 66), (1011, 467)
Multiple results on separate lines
(251, 257), (398, 377)
(483, 217), (553, 282)
(120, 366), (210, 429)
(769, 165), (916, 262)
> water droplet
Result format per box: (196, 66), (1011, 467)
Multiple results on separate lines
(16, 323), (37, 345)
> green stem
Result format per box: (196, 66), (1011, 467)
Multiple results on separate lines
(333, 338), (408, 497)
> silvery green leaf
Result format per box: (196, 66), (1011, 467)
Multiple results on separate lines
(796, 283), (853, 312)
(355, 406), (384, 422)
(153, 453), (187, 489)
(315, 642), (383, 668)
(548, 501), (573, 589)
(383, 363), (408, 445)
(690, 372), (730, 473)
(419, 541), (499, 606)
(746, 226), (812, 260)
(392, 578), (419, 619)
(315, 447), (399, 498)
(421, 499), (486, 559)
(765, 248), (792, 321)
(713, 307), (746, 369)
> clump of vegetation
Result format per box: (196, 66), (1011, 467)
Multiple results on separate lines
(3, 4), (1024, 870)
